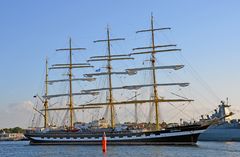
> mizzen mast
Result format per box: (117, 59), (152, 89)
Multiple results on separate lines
(131, 15), (182, 130)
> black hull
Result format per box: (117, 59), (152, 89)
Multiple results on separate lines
(28, 133), (200, 145)
(25, 125), (208, 145)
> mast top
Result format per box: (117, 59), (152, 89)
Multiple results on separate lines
(94, 27), (125, 43)
(136, 15), (171, 34)
(56, 38), (86, 52)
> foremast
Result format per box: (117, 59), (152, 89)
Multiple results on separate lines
(32, 58), (50, 129)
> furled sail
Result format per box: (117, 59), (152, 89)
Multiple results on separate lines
(125, 65), (184, 73)
(84, 71), (136, 77)
(81, 98), (193, 106)
(82, 83), (189, 92)
(90, 54), (130, 59)
(132, 44), (177, 51)
(47, 78), (96, 84)
(49, 65), (94, 69)
(87, 57), (134, 62)
(41, 106), (102, 111)
(43, 92), (99, 99)
(130, 48), (181, 56)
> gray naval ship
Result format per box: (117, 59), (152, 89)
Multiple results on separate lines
(198, 100), (240, 141)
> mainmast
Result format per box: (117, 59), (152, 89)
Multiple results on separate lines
(150, 15), (160, 130)
(88, 26), (133, 128)
(106, 28), (115, 128)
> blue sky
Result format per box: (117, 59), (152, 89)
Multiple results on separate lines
(0, 0), (240, 128)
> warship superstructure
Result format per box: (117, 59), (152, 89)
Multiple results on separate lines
(198, 100), (240, 141)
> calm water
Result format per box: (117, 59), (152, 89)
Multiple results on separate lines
(0, 141), (240, 157)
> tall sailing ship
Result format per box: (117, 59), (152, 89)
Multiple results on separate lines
(25, 16), (213, 145)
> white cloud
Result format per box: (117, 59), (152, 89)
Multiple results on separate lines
(0, 101), (34, 128)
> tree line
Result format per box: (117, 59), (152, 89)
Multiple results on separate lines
(1, 127), (24, 133)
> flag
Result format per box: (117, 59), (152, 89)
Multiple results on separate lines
(95, 68), (101, 72)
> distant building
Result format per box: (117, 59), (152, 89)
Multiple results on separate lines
(0, 129), (25, 141)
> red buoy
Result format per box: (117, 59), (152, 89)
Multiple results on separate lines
(102, 132), (107, 152)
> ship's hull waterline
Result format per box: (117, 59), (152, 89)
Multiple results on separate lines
(25, 125), (207, 145)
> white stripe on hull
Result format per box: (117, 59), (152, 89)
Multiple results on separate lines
(30, 141), (197, 145)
